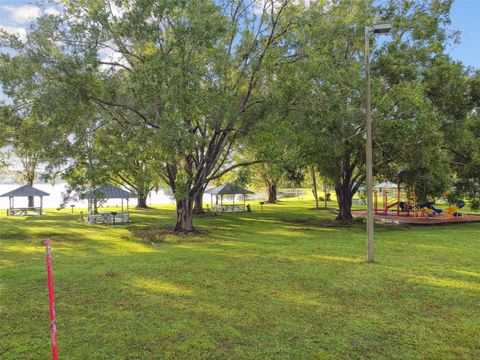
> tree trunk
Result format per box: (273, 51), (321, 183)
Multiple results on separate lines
(335, 182), (354, 221)
(311, 165), (319, 209)
(174, 198), (195, 232)
(266, 182), (277, 203)
(193, 187), (205, 214)
(136, 195), (148, 209)
(28, 179), (34, 207)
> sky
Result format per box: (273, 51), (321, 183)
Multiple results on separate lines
(0, 0), (479, 67)
(448, 0), (480, 69)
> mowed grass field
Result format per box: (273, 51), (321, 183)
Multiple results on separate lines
(1, 199), (479, 359)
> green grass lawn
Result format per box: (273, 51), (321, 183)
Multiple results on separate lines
(1, 199), (479, 359)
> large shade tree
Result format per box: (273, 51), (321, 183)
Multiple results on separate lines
(95, 124), (162, 208)
(276, 0), (459, 220)
(0, 0), (294, 231)
(444, 69), (480, 205)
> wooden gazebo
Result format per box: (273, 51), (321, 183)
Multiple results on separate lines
(0, 185), (50, 216)
(205, 183), (254, 213)
(82, 184), (136, 224)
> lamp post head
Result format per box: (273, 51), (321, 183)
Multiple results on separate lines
(370, 23), (392, 34)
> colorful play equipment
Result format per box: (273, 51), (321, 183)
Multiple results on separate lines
(374, 185), (414, 216)
(374, 185), (466, 219)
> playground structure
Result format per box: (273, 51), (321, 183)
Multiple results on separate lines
(374, 186), (466, 219)
(353, 183), (479, 225)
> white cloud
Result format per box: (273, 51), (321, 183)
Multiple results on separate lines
(98, 43), (130, 71)
(252, 1), (292, 16)
(0, 25), (27, 42)
(109, 2), (126, 18)
(3, 5), (41, 24)
(45, 8), (61, 16)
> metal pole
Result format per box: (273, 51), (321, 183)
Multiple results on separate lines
(397, 184), (400, 215)
(44, 239), (59, 360)
(383, 191), (387, 215)
(365, 27), (374, 263)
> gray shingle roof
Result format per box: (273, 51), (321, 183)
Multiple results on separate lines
(81, 184), (136, 199)
(0, 185), (50, 198)
(205, 183), (254, 195)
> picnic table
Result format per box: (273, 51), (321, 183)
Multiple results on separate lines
(7, 207), (43, 216)
(213, 204), (245, 213)
(87, 211), (130, 225)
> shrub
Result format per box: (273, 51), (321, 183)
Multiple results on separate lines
(133, 229), (168, 244)
(470, 198), (480, 211)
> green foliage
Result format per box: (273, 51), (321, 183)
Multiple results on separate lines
(262, 0), (469, 217)
(446, 71), (480, 203)
(0, 0), (294, 230)
(375, 80), (452, 200)
(0, 0), (478, 225)
(470, 198), (480, 211)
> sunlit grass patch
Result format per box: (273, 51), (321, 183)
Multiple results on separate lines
(1, 198), (479, 359)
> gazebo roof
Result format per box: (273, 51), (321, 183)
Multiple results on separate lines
(82, 184), (136, 199)
(0, 185), (50, 198)
(205, 183), (254, 195)
(374, 181), (398, 190)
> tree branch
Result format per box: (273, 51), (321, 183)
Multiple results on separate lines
(207, 160), (264, 181)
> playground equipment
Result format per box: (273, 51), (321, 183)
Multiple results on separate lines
(374, 185), (466, 219)
(443, 200), (465, 217)
(356, 182), (475, 225)
(374, 185), (414, 216)
(416, 200), (443, 217)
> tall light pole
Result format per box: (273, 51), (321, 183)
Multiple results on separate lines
(365, 24), (392, 263)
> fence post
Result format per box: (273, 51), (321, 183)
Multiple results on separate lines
(43, 239), (59, 360)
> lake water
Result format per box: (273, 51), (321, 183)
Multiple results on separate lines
(0, 183), (263, 210)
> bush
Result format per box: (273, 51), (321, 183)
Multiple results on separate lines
(446, 192), (460, 206)
(133, 229), (168, 244)
(470, 198), (480, 211)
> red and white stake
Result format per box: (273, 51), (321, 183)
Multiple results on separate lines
(44, 239), (59, 360)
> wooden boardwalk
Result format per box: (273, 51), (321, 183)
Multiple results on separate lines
(352, 210), (480, 225)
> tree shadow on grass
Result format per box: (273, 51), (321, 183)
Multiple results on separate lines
(2, 208), (480, 359)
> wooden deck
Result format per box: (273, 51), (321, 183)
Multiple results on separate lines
(352, 210), (480, 225)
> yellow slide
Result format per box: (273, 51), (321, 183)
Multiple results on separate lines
(444, 206), (459, 215)
(420, 207), (435, 215)
(385, 199), (398, 209)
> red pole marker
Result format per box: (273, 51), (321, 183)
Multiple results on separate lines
(44, 239), (59, 360)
